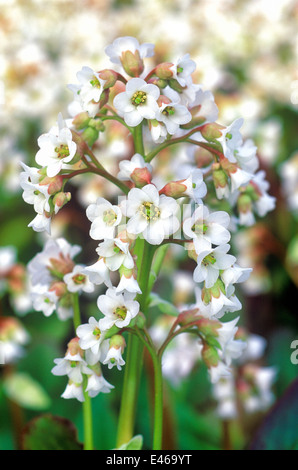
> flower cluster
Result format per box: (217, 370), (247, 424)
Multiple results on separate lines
(27, 237), (92, 321)
(212, 330), (277, 419)
(22, 36), (276, 401)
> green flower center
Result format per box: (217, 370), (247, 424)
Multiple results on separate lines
(131, 91), (147, 106)
(115, 306), (127, 320)
(72, 274), (86, 285)
(103, 209), (118, 226)
(192, 222), (208, 234)
(139, 201), (160, 221)
(93, 327), (101, 340)
(55, 144), (70, 159)
(90, 76), (102, 88)
(162, 106), (175, 116)
(202, 254), (216, 267)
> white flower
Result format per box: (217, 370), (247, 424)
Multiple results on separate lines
(35, 113), (77, 177)
(117, 153), (152, 182)
(193, 244), (236, 288)
(76, 316), (106, 357)
(252, 170), (276, 217)
(217, 317), (246, 366)
(169, 53), (196, 87)
(96, 238), (134, 271)
(97, 287), (139, 330)
(20, 162), (51, 213)
(52, 353), (92, 384)
(20, 162), (52, 233)
(31, 285), (58, 317)
(149, 119), (168, 143)
(84, 258), (112, 287)
(86, 370), (114, 397)
(221, 264), (252, 289)
(61, 382), (85, 402)
(209, 361), (232, 384)
(190, 88), (219, 124)
(105, 36), (154, 65)
(102, 346), (125, 371)
(183, 204), (231, 249)
(181, 168), (207, 203)
(218, 118), (244, 163)
(123, 184), (180, 245)
(156, 87), (192, 135)
(68, 66), (106, 117)
(64, 265), (94, 294)
(28, 237), (81, 287)
(28, 213), (52, 234)
(113, 78), (160, 127)
(86, 197), (123, 240)
(116, 273), (142, 295)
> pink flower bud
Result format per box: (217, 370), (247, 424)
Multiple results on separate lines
(120, 50), (144, 77)
(155, 62), (174, 80)
(130, 167), (152, 187)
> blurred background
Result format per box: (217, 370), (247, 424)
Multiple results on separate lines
(0, 0), (298, 450)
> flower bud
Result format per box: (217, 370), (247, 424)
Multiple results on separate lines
(212, 163), (229, 199)
(49, 280), (68, 298)
(66, 337), (84, 358)
(200, 123), (223, 142)
(120, 50), (144, 77)
(155, 62), (174, 80)
(81, 127), (99, 148)
(109, 334), (126, 352)
(72, 112), (90, 130)
(53, 191), (71, 214)
(98, 69), (118, 89)
(130, 167), (152, 187)
(159, 180), (190, 199)
(39, 174), (64, 195)
(202, 342), (220, 368)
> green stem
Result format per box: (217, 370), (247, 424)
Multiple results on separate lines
(72, 292), (81, 330)
(116, 239), (156, 448)
(133, 123), (145, 155)
(151, 353), (163, 450)
(71, 293), (94, 451)
(82, 377), (94, 451)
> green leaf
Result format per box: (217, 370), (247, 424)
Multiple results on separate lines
(21, 414), (83, 450)
(149, 293), (179, 316)
(249, 378), (298, 450)
(3, 372), (51, 410)
(117, 435), (143, 450)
